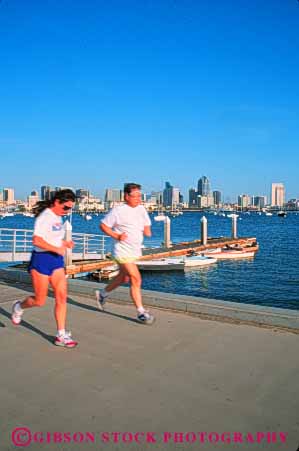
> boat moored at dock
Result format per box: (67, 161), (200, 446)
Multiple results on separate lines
(136, 255), (217, 271)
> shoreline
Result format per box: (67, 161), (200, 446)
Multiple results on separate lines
(1, 268), (298, 333)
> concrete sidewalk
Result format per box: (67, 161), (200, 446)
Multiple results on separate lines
(0, 280), (299, 451)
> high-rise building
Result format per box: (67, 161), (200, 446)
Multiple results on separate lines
(197, 194), (214, 208)
(188, 188), (197, 207)
(213, 190), (222, 206)
(76, 189), (90, 199)
(27, 192), (39, 209)
(163, 182), (172, 207)
(41, 185), (51, 201)
(252, 196), (267, 209)
(197, 195), (209, 208)
(55, 186), (74, 193)
(163, 182), (180, 207)
(271, 183), (285, 207)
(238, 194), (250, 209)
(148, 191), (163, 205)
(3, 188), (15, 204)
(197, 176), (211, 196)
(105, 189), (122, 203)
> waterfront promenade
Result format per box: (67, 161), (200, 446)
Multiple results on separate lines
(0, 276), (299, 450)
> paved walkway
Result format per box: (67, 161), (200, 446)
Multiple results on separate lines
(0, 280), (299, 451)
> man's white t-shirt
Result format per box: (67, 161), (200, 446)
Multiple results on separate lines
(101, 204), (151, 261)
(33, 208), (65, 252)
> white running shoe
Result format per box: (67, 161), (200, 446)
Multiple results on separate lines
(11, 301), (23, 326)
(137, 311), (155, 325)
(95, 289), (107, 310)
(54, 331), (78, 348)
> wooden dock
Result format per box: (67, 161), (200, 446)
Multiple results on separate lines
(66, 236), (258, 276)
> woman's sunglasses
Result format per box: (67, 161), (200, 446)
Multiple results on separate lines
(62, 205), (72, 211)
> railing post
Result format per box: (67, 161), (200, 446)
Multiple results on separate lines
(231, 214), (238, 239)
(12, 230), (16, 261)
(201, 216), (207, 245)
(65, 220), (72, 266)
(102, 236), (105, 259)
(154, 215), (171, 248)
(164, 216), (171, 248)
(83, 234), (87, 260)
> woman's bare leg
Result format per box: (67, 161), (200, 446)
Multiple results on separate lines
(50, 268), (67, 331)
(21, 269), (49, 308)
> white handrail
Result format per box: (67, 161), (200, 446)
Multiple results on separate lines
(0, 228), (110, 262)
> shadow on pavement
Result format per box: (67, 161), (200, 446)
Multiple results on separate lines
(0, 306), (54, 344)
(66, 296), (140, 324)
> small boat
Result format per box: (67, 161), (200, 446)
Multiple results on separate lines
(277, 211), (287, 217)
(137, 255), (217, 271)
(136, 258), (184, 271)
(202, 246), (256, 260)
(265, 212), (273, 216)
(91, 264), (119, 280)
(85, 214), (92, 220)
(182, 255), (217, 267)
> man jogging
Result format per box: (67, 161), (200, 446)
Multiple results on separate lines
(96, 183), (155, 325)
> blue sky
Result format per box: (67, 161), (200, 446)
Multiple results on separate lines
(0, 0), (298, 201)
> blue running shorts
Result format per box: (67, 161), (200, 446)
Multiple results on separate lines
(28, 251), (64, 276)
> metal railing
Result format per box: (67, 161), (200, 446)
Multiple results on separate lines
(0, 228), (110, 262)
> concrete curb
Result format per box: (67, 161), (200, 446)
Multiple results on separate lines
(1, 268), (299, 332)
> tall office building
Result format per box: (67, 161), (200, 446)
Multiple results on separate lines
(172, 188), (180, 205)
(41, 185), (51, 201)
(55, 186), (74, 193)
(197, 176), (211, 196)
(163, 182), (180, 207)
(27, 192), (39, 208)
(76, 189), (90, 199)
(197, 195), (210, 208)
(213, 190), (222, 206)
(252, 196), (267, 209)
(188, 188), (197, 207)
(238, 194), (250, 209)
(271, 183), (285, 207)
(149, 191), (163, 205)
(163, 182), (172, 207)
(105, 189), (122, 203)
(3, 188), (15, 204)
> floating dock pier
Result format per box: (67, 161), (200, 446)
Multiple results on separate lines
(66, 236), (258, 276)
(0, 214), (258, 277)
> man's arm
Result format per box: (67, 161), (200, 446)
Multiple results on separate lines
(100, 223), (127, 241)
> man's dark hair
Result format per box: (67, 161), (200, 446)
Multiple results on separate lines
(124, 183), (141, 195)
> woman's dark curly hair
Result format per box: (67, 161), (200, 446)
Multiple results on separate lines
(32, 189), (76, 217)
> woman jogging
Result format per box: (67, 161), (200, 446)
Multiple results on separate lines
(11, 189), (78, 348)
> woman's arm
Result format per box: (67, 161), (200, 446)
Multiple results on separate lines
(32, 235), (66, 256)
(143, 226), (152, 237)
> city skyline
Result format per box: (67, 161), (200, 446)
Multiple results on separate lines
(0, 1), (298, 199)
(0, 179), (293, 206)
